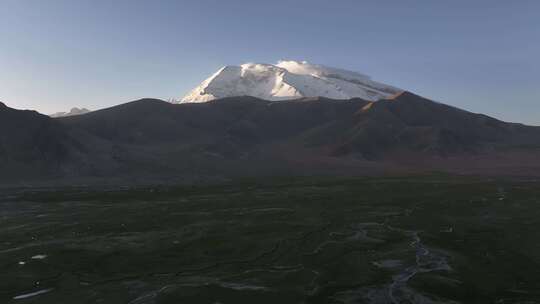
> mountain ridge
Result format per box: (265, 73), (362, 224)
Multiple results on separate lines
(2, 92), (540, 185)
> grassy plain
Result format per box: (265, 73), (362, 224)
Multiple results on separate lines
(1, 176), (540, 303)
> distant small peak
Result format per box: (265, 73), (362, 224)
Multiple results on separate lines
(0, 101), (6, 108)
(50, 107), (91, 118)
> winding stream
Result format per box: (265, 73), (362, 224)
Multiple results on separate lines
(334, 223), (455, 304)
(386, 229), (452, 304)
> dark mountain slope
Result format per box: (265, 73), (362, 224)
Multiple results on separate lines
(59, 97), (368, 144)
(311, 92), (540, 158)
(0, 102), (84, 180)
(1, 93), (539, 184)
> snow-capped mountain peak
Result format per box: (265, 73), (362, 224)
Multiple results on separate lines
(50, 107), (91, 118)
(179, 60), (402, 103)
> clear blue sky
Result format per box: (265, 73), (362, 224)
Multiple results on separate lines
(1, 0), (539, 125)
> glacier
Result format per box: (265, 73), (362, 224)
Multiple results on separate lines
(179, 60), (402, 103)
